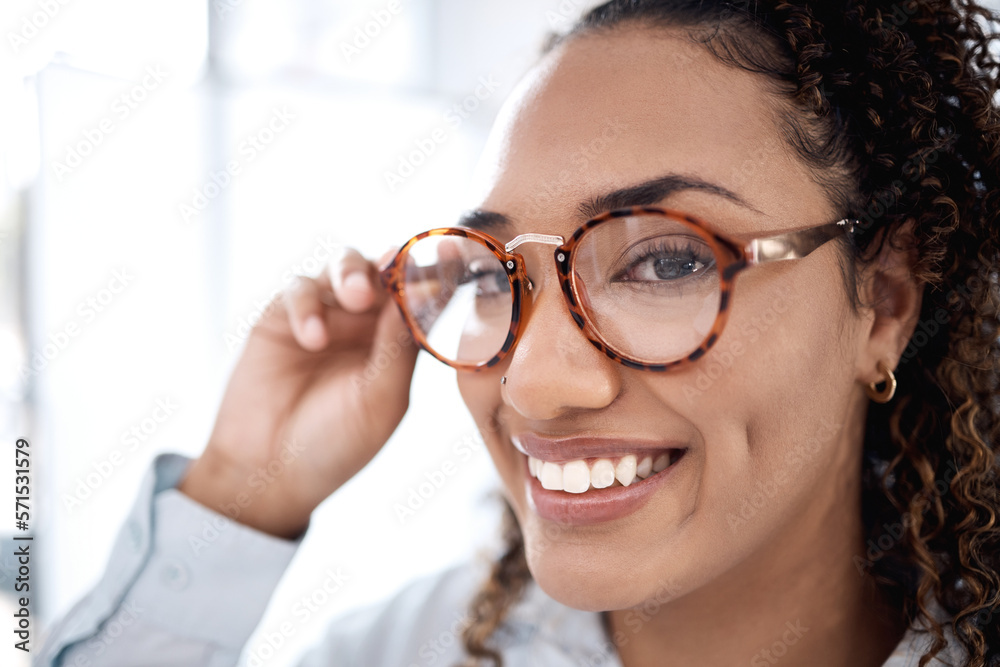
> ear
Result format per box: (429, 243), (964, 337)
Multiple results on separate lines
(855, 219), (924, 387)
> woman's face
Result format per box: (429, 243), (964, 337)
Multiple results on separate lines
(457, 26), (872, 611)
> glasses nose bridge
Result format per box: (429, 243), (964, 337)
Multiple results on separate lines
(503, 233), (566, 293)
(504, 233), (565, 254)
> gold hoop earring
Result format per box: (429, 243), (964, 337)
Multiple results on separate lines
(865, 360), (897, 403)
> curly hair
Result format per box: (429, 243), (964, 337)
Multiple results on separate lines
(457, 2), (1000, 665)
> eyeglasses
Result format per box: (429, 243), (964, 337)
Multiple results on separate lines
(379, 206), (856, 372)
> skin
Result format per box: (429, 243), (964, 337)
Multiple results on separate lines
(181, 24), (924, 667)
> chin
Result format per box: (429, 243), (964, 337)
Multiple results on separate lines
(528, 560), (627, 611)
(522, 533), (682, 612)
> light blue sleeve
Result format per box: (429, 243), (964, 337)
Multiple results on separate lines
(294, 559), (483, 666)
(37, 455), (626, 667)
(37, 453), (302, 667)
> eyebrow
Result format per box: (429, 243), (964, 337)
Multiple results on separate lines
(456, 174), (761, 232)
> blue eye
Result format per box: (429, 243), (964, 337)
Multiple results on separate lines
(615, 237), (716, 284)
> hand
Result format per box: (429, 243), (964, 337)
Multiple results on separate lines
(178, 248), (418, 538)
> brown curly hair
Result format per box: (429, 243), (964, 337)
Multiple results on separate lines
(457, 1), (1000, 665)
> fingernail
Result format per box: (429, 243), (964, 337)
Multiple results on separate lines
(303, 315), (325, 346)
(343, 271), (371, 293)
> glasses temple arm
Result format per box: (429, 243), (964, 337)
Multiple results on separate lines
(745, 219), (856, 265)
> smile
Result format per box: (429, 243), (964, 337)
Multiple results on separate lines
(512, 433), (690, 525)
(527, 450), (685, 493)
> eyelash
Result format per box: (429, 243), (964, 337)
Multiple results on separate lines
(615, 238), (715, 283)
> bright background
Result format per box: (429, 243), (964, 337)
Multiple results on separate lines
(0, 1), (603, 665)
(4, 2), (999, 667)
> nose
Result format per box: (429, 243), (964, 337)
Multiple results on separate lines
(501, 250), (621, 420)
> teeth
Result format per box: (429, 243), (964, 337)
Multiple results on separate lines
(539, 461), (563, 491)
(636, 455), (653, 479)
(562, 460), (591, 494)
(590, 459), (616, 489)
(528, 451), (678, 493)
(528, 456), (540, 478)
(615, 455), (637, 487)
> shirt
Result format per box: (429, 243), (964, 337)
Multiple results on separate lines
(37, 454), (968, 667)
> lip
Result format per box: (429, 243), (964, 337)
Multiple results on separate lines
(524, 450), (687, 526)
(511, 432), (686, 463)
(512, 433), (689, 526)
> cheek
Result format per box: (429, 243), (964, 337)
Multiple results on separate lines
(457, 372), (524, 497)
(665, 257), (862, 544)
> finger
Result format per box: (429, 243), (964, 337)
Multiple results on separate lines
(284, 276), (330, 351)
(329, 247), (380, 314)
(376, 247), (398, 267)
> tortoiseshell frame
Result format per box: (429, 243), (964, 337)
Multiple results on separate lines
(379, 206), (856, 372)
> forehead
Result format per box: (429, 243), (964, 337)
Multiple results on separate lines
(469, 26), (827, 236)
